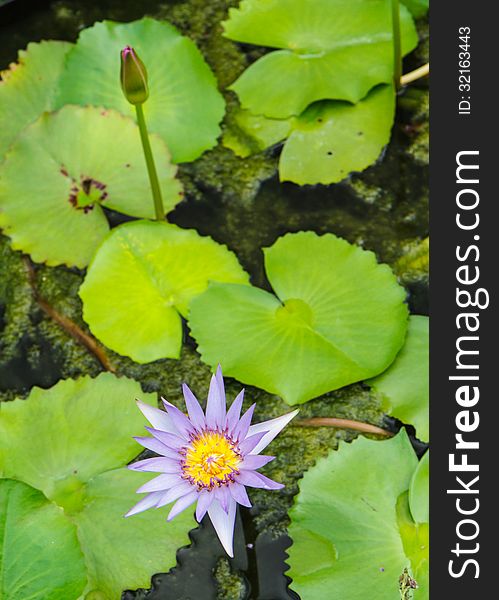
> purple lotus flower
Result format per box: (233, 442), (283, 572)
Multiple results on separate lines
(126, 366), (298, 556)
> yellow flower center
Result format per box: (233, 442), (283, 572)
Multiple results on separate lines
(181, 431), (241, 489)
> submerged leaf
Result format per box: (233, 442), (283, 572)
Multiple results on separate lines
(0, 479), (86, 600)
(368, 315), (429, 441)
(288, 431), (428, 599)
(223, 107), (292, 158)
(189, 231), (408, 404)
(223, 0), (418, 118)
(0, 105), (182, 268)
(79, 221), (249, 363)
(0, 41), (72, 159)
(56, 18), (225, 163)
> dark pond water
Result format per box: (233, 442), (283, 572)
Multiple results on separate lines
(0, 1), (428, 598)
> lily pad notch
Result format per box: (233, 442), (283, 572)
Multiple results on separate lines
(189, 231), (409, 404)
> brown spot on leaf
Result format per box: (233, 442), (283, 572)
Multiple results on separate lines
(81, 177), (92, 194)
(68, 176), (108, 210)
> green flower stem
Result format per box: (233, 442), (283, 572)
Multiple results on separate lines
(135, 103), (165, 221)
(391, 0), (402, 90)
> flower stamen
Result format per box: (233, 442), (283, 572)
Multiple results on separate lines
(181, 430), (241, 490)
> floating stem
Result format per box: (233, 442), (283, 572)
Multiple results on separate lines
(298, 417), (393, 437)
(24, 258), (115, 372)
(135, 103), (165, 221)
(401, 63), (430, 86)
(391, 0), (402, 91)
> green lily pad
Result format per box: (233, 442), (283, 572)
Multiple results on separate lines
(288, 430), (428, 599)
(223, 0), (418, 118)
(409, 450), (429, 524)
(0, 105), (182, 268)
(0, 374), (197, 599)
(75, 468), (193, 598)
(189, 231), (408, 404)
(0, 41), (72, 159)
(368, 315), (429, 441)
(0, 479), (86, 600)
(79, 220), (249, 363)
(402, 0), (429, 18)
(56, 18), (225, 163)
(281, 84), (395, 184)
(224, 84), (395, 184)
(0, 373), (156, 506)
